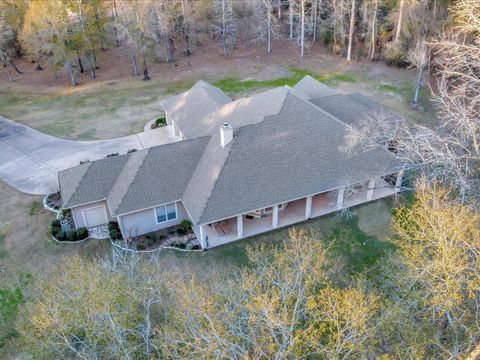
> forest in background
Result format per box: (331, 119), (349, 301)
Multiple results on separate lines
(1, 1), (479, 359)
(0, 0), (454, 86)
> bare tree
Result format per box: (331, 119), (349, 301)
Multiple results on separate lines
(408, 39), (430, 107)
(347, 0), (356, 60)
(213, 0), (236, 57)
(254, 0), (278, 53)
(394, 0), (405, 43)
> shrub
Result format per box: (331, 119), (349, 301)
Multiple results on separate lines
(179, 219), (192, 233)
(127, 148), (137, 153)
(176, 242), (186, 249)
(76, 227), (89, 240)
(55, 230), (67, 241)
(51, 220), (61, 235)
(177, 228), (186, 235)
(60, 208), (70, 217)
(66, 230), (78, 242)
(137, 243), (146, 251)
(384, 42), (408, 67)
(108, 222), (122, 240)
(192, 244), (201, 250)
(186, 243), (193, 251)
(156, 117), (166, 126)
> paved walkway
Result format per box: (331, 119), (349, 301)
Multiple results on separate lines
(0, 116), (179, 195)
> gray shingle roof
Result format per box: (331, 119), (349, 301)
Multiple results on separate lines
(60, 76), (405, 227)
(160, 80), (231, 132)
(310, 92), (400, 127)
(292, 75), (339, 99)
(110, 138), (209, 216)
(58, 138), (209, 215)
(60, 155), (130, 208)
(173, 86), (290, 139)
(184, 92), (403, 225)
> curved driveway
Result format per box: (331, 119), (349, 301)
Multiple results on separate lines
(0, 116), (178, 195)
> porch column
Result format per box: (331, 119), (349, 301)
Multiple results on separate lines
(272, 205), (279, 228)
(395, 170), (404, 192)
(337, 187), (345, 209)
(237, 215), (244, 238)
(199, 225), (207, 249)
(366, 179), (375, 200)
(305, 196), (313, 219)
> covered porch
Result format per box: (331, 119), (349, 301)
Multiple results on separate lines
(193, 172), (403, 249)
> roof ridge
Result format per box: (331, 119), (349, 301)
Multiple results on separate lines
(196, 137), (235, 225)
(107, 149), (150, 216)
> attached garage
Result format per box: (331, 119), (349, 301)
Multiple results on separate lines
(82, 205), (108, 227)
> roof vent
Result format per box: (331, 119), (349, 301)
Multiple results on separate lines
(220, 123), (233, 148)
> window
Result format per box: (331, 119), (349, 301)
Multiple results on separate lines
(155, 202), (177, 224)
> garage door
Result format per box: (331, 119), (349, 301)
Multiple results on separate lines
(83, 205), (108, 227)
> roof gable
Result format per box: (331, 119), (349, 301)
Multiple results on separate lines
(293, 75), (339, 100)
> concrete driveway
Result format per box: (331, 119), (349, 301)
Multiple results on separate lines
(0, 116), (179, 195)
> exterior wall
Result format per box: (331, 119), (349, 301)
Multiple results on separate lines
(71, 200), (112, 228)
(119, 201), (189, 238)
(165, 111), (172, 125)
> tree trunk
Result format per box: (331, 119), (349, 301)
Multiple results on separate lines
(131, 53), (139, 77)
(395, 0), (404, 43)
(77, 53), (85, 74)
(267, 10), (272, 53)
(194, 26), (201, 46)
(184, 26), (192, 55)
(413, 65), (424, 106)
(142, 60), (150, 81)
(300, 0), (305, 57)
(311, 0), (318, 42)
(347, 0), (356, 61)
(66, 59), (78, 86)
(370, 0), (378, 61)
(86, 50), (96, 78)
(5, 65), (12, 82)
(289, 0), (294, 39)
(222, 2), (228, 57)
(113, 0), (120, 46)
(11, 61), (22, 74)
(166, 36), (175, 63)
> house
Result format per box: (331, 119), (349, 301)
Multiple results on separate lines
(58, 75), (405, 249)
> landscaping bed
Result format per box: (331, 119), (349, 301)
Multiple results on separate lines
(44, 191), (62, 212)
(150, 116), (166, 129)
(108, 220), (201, 252)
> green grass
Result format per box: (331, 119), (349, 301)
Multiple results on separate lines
(324, 217), (396, 274)
(28, 201), (41, 217)
(376, 81), (430, 105)
(159, 201), (395, 277)
(212, 68), (360, 94)
(0, 273), (32, 349)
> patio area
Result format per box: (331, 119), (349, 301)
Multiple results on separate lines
(195, 176), (399, 249)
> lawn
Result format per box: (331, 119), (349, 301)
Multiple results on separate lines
(0, 45), (436, 141)
(155, 198), (397, 280)
(0, 173), (399, 355)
